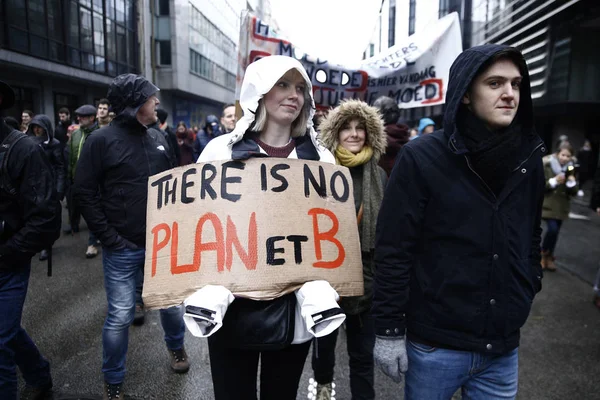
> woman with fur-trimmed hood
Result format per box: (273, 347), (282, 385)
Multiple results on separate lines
(311, 99), (387, 399)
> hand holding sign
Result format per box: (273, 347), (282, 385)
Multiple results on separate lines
(143, 158), (363, 309)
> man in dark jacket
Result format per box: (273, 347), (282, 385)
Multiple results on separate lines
(26, 114), (66, 261)
(372, 45), (546, 398)
(73, 74), (188, 400)
(373, 96), (410, 176)
(193, 114), (223, 160)
(54, 107), (72, 145)
(155, 108), (180, 165)
(0, 81), (60, 399)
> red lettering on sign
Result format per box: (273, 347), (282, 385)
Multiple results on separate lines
(420, 78), (444, 104)
(151, 223), (171, 277)
(170, 222), (196, 275)
(225, 213), (258, 271)
(195, 213), (225, 273)
(308, 208), (345, 269)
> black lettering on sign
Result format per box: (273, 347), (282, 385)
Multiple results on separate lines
(150, 174), (173, 209)
(270, 164), (290, 192)
(260, 163), (268, 191)
(201, 164), (217, 200)
(286, 235), (308, 264)
(330, 171), (350, 202)
(221, 161), (245, 202)
(266, 236), (285, 266)
(165, 177), (178, 207)
(181, 168), (196, 204)
(303, 164), (327, 198)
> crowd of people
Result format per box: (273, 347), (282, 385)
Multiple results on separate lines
(0, 43), (599, 400)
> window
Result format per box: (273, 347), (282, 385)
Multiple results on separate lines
(388, 1), (396, 48)
(158, 0), (170, 16)
(157, 40), (171, 65)
(369, 43), (375, 57)
(0, 0), (137, 76)
(190, 49), (236, 89)
(409, 0), (416, 35)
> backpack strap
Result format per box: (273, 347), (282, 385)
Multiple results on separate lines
(0, 130), (28, 196)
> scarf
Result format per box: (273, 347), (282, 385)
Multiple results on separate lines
(549, 154), (565, 175)
(335, 145), (373, 167)
(458, 108), (523, 196)
(335, 145), (383, 251)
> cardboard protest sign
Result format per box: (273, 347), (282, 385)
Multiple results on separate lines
(143, 158), (363, 309)
(237, 11), (462, 110)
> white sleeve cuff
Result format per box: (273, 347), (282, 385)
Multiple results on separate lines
(548, 177), (558, 188)
(183, 285), (234, 337)
(566, 180), (577, 188)
(295, 280), (346, 338)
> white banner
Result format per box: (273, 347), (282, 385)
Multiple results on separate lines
(237, 12), (462, 109)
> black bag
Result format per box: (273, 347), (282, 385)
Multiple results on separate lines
(218, 293), (296, 351)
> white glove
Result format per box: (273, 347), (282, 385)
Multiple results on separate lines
(183, 285), (234, 337)
(374, 336), (408, 383)
(295, 280), (346, 337)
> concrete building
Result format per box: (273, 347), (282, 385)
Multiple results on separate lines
(0, 0), (139, 124)
(142, 0), (248, 129)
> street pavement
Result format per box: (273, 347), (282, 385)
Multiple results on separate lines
(17, 206), (600, 399)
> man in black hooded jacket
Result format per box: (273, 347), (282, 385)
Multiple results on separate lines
(73, 74), (189, 400)
(0, 81), (60, 399)
(372, 45), (546, 399)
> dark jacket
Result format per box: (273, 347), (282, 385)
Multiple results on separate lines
(149, 121), (180, 166)
(54, 119), (71, 145)
(27, 115), (66, 199)
(379, 123), (410, 176)
(373, 44), (546, 355)
(193, 115), (223, 161)
(0, 120), (61, 268)
(73, 75), (175, 249)
(541, 155), (577, 220)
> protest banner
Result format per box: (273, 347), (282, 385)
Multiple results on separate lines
(237, 11), (462, 110)
(143, 158), (364, 309)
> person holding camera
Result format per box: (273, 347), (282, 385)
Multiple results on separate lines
(540, 141), (578, 271)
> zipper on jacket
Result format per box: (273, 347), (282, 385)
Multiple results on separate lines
(512, 142), (544, 173)
(451, 140), (497, 201)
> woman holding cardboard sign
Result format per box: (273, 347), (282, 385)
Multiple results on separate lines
(194, 55), (342, 399)
(310, 99), (387, 399)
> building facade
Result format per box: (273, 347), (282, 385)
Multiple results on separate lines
(142, 0), (247, 129)
(0, 0), (138, 123)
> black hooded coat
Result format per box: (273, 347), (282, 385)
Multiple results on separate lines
(373, 45), (546, 354)
(27, 115), (66, 199)
(73, 74), (175, 249)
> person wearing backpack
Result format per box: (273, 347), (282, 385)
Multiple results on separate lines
(0, 80), (61, 399)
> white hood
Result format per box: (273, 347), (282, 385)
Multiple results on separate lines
(225, 55), (323, 151)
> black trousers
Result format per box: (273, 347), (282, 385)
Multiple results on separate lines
(208, 335), (311, 400)
(312, 310), (375, 400)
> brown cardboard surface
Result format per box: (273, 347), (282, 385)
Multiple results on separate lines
(143, 158), (363, 309)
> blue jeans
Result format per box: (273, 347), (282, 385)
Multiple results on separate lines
(0, 264), (51, 399)
(405, 340), (518, 400)
(542, 218), (563, 254)
(102, 247), (185, 384)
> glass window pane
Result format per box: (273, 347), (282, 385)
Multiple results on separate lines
(93, 12), (105, 55)
(28, 0), (47, 36)
(68, 1), (80, 47)
(80, 7), (93, 51)
(47, 0), (63, 41)
(7, 27), (28, 51)
(116, 0), (125, 24)
(106, 19), (116, 59)
(80, 0), (92, 7)
(82, 52), (94, 70)
(95, 56), (105, 73)
(68, 47), (81, 67)
(30, 35), (49, 58)
(93, 0), (103, 13)
(116, 25), (126, 62)
(105, 0), (114, 19)
(158, 0), (169, 16)
(108, 61), (117, 76)
(7, 0), (27, 25)
(49, 41), (66, 62)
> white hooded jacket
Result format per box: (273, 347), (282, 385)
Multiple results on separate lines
(186, 56), (343, 344)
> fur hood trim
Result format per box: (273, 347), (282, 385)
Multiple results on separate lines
(319, 99), (387, 161)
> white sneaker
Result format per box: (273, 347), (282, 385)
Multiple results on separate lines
(86, 245), (99, 258)
(577, 190), (584, 197)
(307, 378), (336, 400)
